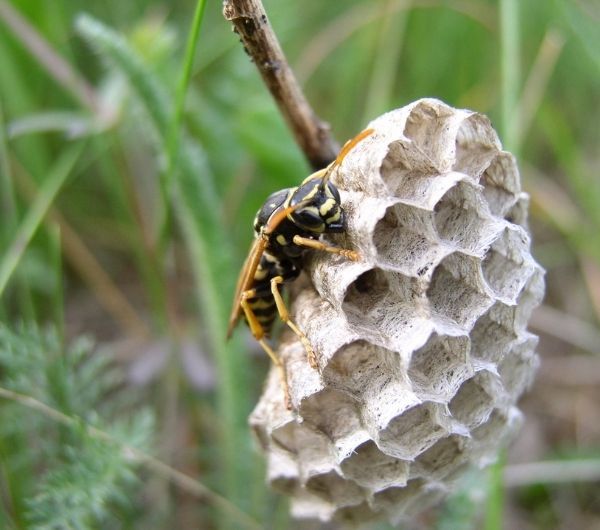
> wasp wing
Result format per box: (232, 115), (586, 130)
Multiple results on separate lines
(226, 236), (267, 339)
(226, 200), (306, 339)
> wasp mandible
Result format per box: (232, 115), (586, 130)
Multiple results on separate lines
(227, 128), (374, 408)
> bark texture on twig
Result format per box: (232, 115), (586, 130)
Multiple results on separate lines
(250, 99), (545, 524)
(223, 0), (339, 170)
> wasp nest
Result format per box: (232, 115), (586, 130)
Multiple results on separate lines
(250, 98), (544, 525)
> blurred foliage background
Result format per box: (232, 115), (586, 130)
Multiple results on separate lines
(0, 0), (598, 528)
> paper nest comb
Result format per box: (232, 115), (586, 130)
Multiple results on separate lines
(249, 98), (545, 525)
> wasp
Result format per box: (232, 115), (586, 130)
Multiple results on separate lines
(227, 128), (374, 408)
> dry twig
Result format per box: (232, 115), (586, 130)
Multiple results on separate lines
(222, 0), (338, 170)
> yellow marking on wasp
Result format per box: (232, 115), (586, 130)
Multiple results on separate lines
(276, 234), (287, 246)
(302, 184), (319, 202)
(301, 168), (327, 185)
(326, 209), (341, 223)
(319, 198), (336, 216)
(254, 267), (268, 281)
(249, 297), (275, 309)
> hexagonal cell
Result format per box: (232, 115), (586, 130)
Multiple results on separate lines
(299, 387), (363, 441)
(290, 490), (335, 521)
(342, 269), (431, 351)
(371, 479), (426, 514)
(321, 340), (404, 398)
(269, 421), (298, 454)
(514, 267), (545, 332)
(332, 503), (378, 525)
(408, 334), (473, 402)
(449, 372), (497, 428)
(372, 203), (450, 277)
(376, 403), (447, 460)
(497, 336), (539, 400)
(434, 181), (503, 255)
(403, 100), (458, 171)
(411, 434), (469, 480)
(470, 407), (523, 467)
(470, 299), (522, 361)
(293, 424), (336, 481)
(453, 113), (500, 177)
(340, 440), (409, 491)
(505, 192), (530, 228)
(380, 140), (438, 196)
(471, 408), (509, 444)
(427, 252), (494, 330)
(482, 226), (536, 304)
(304, 469), (366, 507)
(373, 478), (447, 522)
(266, 449), (299, 495)
(480, 151), (521, 216)
(342, 267), (390, 314)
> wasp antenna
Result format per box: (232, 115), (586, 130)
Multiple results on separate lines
(319, 128), (375, 190)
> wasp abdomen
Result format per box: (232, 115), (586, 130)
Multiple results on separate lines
(246, 251), (300, 334)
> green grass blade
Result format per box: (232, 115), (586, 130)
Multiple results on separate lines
(484, 453), (506, 530)
(165, 0), (208, 183)
(0, 143), (83, 298)
(160, 0), (209, 251)
(499, 0), (520, 153)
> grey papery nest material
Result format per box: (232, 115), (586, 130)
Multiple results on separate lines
(250, 99), (545, 525)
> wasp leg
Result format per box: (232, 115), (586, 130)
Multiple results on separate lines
(292, 235), (361, 261)
(270, 275), (318, 370)
(240, 290), (291, 409)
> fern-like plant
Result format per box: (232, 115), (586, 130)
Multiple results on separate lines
(0, 324), (153, 529)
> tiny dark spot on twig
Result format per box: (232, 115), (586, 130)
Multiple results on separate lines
(263, 59), (281, 72)
(242, 16), (257, 37)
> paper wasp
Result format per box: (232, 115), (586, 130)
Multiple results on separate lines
(227, 128), (374, 408)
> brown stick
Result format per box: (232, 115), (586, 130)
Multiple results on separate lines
(222, 0), (339, 170)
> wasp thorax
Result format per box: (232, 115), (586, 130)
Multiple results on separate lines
(289, 179), (344, 234)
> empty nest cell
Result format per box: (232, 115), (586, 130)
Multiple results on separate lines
(453, 112), (500, 177)
(342, 268), (431, 351)
(376, 403), (447, 461)
(504, 192), (530, 228)
(403, 100), (458, 172)
(427, 252), (494, 330)
(497, 337), (540, 400)
(299, 387), (363, 442)
(339, 439), (409, 491)
(411, 434), (469, 481)
(408, 334), (473, 402)
(433, 181), (502, 255)
(481, 226), (535, 304)
(321, 340), (405, 398)
(480, 151), (521, 217)
(449, 372), (498, 428)
(304, 469), (366, 507)
(470, 303), (519, 363)
(372, 202), (449, 277)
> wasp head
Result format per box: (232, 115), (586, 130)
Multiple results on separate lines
(288, 175), (344, 234)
